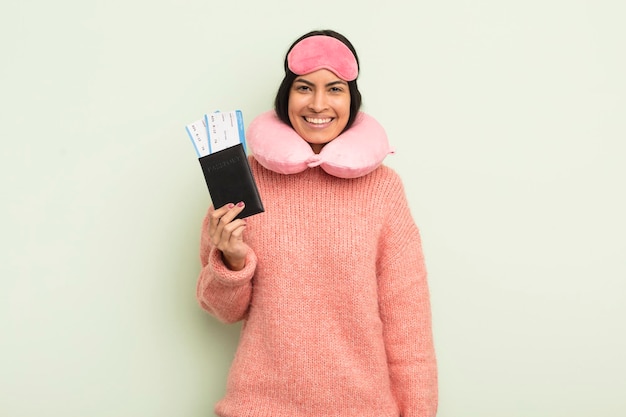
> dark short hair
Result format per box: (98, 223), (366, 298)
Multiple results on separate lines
(273, 29), (362, 132)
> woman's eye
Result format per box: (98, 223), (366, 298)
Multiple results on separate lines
(296, 85), (311, 92)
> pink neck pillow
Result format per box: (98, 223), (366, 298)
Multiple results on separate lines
(247, 111), (394, 179)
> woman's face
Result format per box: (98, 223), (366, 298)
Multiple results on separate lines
(288, 69), (351, 154)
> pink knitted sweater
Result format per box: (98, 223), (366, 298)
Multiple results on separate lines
(197, 157), (437, 417)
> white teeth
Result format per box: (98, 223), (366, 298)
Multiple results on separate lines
(305, 117), (332, 124)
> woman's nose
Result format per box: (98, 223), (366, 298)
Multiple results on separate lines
(307, 91), (327, 112)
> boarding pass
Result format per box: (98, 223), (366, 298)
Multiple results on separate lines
(185, 110), (246, 158)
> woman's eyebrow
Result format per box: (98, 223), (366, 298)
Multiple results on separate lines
(293, 78), (314, 86)
(326, 80), (348, 87)
(293, 78), (348, 88)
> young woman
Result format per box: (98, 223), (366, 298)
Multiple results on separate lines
(197, 29), (438, 417)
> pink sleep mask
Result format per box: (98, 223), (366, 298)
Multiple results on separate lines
(287, 35), (359, 81)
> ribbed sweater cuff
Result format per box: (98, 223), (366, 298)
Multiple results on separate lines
(208, 247), (256, 287)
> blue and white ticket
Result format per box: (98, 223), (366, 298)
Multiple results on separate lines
(185, 110), (245, 158)
(185, 118), (210, 157)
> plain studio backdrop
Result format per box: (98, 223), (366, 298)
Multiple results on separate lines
(1, 1), (624, 416)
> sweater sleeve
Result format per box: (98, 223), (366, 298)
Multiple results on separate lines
(196, 209), (256, 324)
(376, 176), (438, 417)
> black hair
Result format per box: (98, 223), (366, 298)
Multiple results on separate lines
(273, 29), (362, 132)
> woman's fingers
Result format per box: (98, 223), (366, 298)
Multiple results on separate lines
(210, 202), (249, 271)
(209, 202), (246, 247)
(219, 218), (246, 243)
(209, 203), (233, 236)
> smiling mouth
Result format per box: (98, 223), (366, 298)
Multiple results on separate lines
(304, 117), (333, 125)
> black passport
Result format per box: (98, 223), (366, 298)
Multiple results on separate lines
(198, 143), (264, 219)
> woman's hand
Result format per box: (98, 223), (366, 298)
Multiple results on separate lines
(208, 202), (249, 271)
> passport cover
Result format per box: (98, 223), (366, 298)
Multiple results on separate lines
(198, 143), (264, 219)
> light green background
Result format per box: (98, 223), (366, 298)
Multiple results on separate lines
(1, 1), (624, 416)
